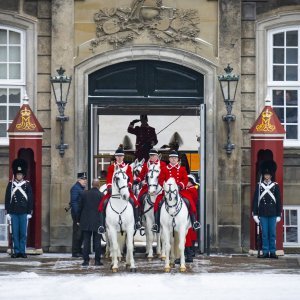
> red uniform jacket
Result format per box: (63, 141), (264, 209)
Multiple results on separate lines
(106, 162), (133, 188)
(136, 159), (167, 183)
(136, 159), (166, 202)
(99, 162), (138, 211)
(158, 163), (188, 190)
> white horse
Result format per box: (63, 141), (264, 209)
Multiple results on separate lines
(142, 163), (164, 260)
(130, 158), (145, 197)
(160, 177), (190, 272)
(105, 165), (136, 272)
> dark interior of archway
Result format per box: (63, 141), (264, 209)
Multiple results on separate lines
(89, 60), (203, 116)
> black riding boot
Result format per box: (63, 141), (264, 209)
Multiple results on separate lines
(152, 209), (161, 233)
(185, 247), (193, 263)
(190, 213), (201, 230)
(129, 199), (141, 230)
(98, 211), (106, 234)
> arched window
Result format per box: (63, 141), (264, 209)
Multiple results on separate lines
(268, 27), (300, 146)
(0, 26), (25, 143)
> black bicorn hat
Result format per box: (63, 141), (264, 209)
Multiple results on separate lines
(12, 158), (28, 176)
(149, 148), (158, 155)
(77, 172), (87, 179)
(259, 160), (277, 176)
(115, 146), (125, 156)
(169, 150), (179, 157)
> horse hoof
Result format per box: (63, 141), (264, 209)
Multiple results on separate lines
(164, 267), (171, 273)
(180, 266), (186, 273)
(161, 256), (166, 261)
(170, 263), (175, 268)
(130, 268), (137, 273)
(148, 257), (153, 262)
(112, 267), (118, 273)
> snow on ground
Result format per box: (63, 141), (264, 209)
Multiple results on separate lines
(0, 272), (299, 300)
(1, 253), (300, 300)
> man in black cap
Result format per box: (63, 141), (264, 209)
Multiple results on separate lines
(70, 171), (87, 257)
(77, 179), (104, 267)
(5, 158), (33, 258)
(252, 162), (282, 259)
(128, 115), (158, 161)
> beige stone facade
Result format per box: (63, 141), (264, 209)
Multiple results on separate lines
(0, 0), (300, 253)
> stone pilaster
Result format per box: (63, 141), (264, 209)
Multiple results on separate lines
(50, 0), (75, 251)
(217, 0), (242, 252)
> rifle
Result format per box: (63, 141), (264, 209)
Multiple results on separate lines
(257, 221), (262, 258)
(8, 219), (14, 256)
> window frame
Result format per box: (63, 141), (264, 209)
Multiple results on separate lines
(0, 204), (8, 247)
(0, 25), (26, 145)
(268, 26), (300, 147)
(283, 205), (300, 247)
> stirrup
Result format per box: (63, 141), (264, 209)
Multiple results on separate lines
(151, 224), (159, 233)
(192, 221), (201, 230)
(97, 226), (106, 234)
(134, 221), (142, 230)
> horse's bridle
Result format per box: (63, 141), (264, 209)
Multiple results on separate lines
(164, 183), (183, 217)
(113, 169), (128, 195)
(146, 167), (160, 190)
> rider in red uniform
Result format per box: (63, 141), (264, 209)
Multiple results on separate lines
(134, 148), (166, 206)
(98, 147), (141, 234)
(151, 150), (201, 233)
(185, 174), (200, 262)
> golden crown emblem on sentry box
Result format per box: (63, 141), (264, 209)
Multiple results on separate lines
(256, 109), (275, 132)
(16, 107), (36, 130)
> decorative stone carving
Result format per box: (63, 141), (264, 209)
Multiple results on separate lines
(90, 0), (200, 49)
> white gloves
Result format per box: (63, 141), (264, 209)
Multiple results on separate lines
(253, 215), (260, 224)
(6, 214), (11, 221)
(27, 214), (32, 219)
(276, 217), (281, 223)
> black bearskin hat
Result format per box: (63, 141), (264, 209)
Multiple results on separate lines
(12, 158), (28, 176)
(115, 144), (125, 156)
(259, 160), (277, 177)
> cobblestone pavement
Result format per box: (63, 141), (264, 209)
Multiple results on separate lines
(1, 252), (300, 276)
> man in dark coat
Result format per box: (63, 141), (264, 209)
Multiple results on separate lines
(128, 115), (158, 161)
(252, 165), (282, 259)
(77, 179), (103, 266)
(70, 172), (87, 257)
(5, 158), (33, 258)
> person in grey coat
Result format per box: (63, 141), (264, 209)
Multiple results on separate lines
(77, 179), (103, 266)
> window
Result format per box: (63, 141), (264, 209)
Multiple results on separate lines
(0, 26), (25, 144)
(283, 206), (300, 247)
(268, 27), (300, 146)
(0, 204), (8, 247)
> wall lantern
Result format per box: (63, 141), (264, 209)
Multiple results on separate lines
(218, 64), (240, 156)
(50, 66), (72, 157)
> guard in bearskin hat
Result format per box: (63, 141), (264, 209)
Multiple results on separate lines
(252, 160), (282, 259)
(5, 158), (33, 258)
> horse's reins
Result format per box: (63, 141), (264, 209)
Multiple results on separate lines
(164, 184), (183, 237)
(110, 169), (130, 235)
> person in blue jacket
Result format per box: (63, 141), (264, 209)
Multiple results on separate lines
(70, 172), (87, 257)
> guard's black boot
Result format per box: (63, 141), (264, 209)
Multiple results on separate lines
(190, 213), (201, 230)
(98, 211), (106, 234)
(134, 206), (142, 230)
(152, 209), (160, 233)
(270, 252), (278, 259)
(185, 247), (193, 263)
(129, 198), (141, 230)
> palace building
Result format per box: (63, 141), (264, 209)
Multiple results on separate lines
(0, 0), (300, 253)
